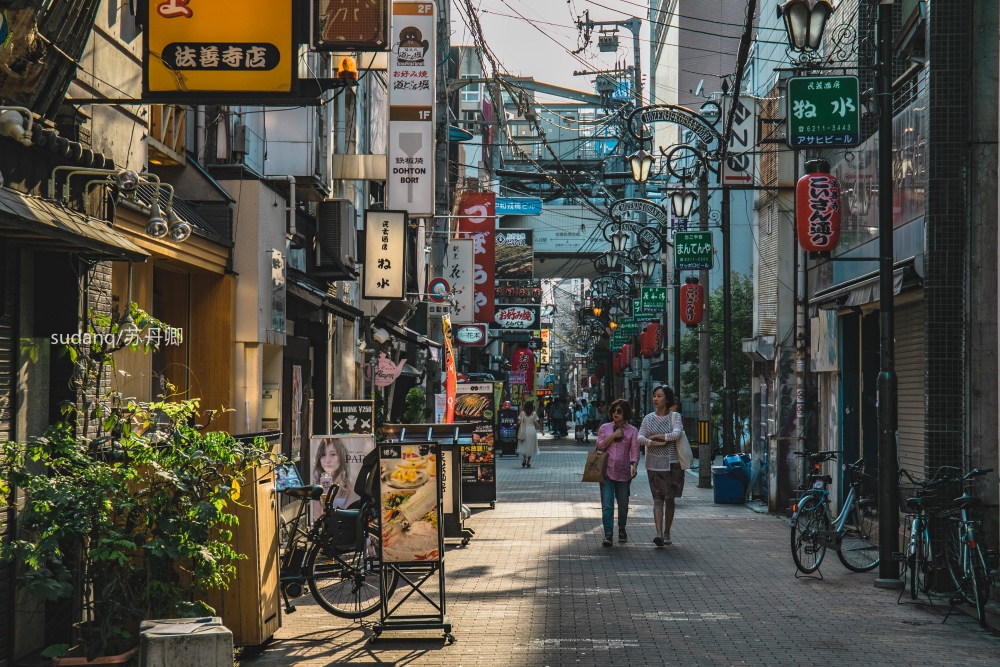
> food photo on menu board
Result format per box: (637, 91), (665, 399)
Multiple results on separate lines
(309, 435), (375, 521)
(380, 444), (441, 563)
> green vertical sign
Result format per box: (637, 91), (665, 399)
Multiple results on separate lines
(675, 231), (714, 270)
(640, 286), (666, 312)
(786, 75), (860, 149)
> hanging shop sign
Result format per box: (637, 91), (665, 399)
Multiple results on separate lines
(362, 210), (407, 300)
(387, 1), (435, 216)
(443, 316), (457, 423)
(310, 0), (389, 51)
(494, 229), (534, 280)
(492, 304), (540, 330)
(786, 75), (861, 149)
(367, 353), (407, 387)
(539, 328), (551, 365)
(444, 238), (475, 322)
(640, 286), (666, 312)
(454, 323), (488, 346)
(456, 192), (496, 323)
(721, 96), (758, 186)
(379, 442), (443, 563)
(496, 197), (543, 216)
(144, 0), (294, 97)
(329, 400), (375, 435)
(674, 231), (714, 270)
(618, 318), (640, 335)
(680, 277), (705, 328)
(509, 347), (536, 409)
(796, 160), (842, 254)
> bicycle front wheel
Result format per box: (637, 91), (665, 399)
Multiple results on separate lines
(791, 495), (830, 574)
(837, 500), (880, 572)
(945, 521), (975, 604)
(971, 543), (990, 628)
(305, 524), (397, 618)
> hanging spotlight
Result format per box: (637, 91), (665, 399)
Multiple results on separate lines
(166, 208), (192, 242)
(145, 201), (168, 238)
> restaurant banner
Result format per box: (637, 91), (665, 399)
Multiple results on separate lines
(456, 192), (496, 323)
(362, 210), (407, 300)
(494, 229), (533, 280)
(444, 238), (475, 322)
(455, 383), (497, 499)
(442, 316), (457, 423)
(379, 442), (442, 563)
(509, 346), (536, 409)
(308, 434), (375, 521)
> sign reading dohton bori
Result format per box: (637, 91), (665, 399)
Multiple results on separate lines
(387, 1), (436, 216)
(362, 210), (407, 300)
(144, 0), (294, 96)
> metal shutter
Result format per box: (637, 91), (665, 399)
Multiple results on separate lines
(896, 301), (925, 478)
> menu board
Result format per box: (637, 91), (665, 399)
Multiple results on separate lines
(379, 442), (442, 563)
(455, 384), (497, 487)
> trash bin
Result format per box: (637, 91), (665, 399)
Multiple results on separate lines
(723, 454), (752, 487)
(712, 465), (746, 504)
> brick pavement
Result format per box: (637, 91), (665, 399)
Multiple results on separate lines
(241, 438), (1000, 666)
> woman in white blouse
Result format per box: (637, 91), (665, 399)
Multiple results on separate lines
(637, 385), (684, 547)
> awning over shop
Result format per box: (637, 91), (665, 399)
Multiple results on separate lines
(286, 271), (363, 321)
(811, 260), (921, 309)
(0, 186), (149, 261)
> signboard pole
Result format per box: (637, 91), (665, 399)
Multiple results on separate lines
(697, 171), (712, 489)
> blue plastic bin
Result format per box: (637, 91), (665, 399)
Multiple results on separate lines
(723, 454), (752, 486)
(712, 465), (746, 504)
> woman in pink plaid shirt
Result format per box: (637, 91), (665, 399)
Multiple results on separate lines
(594, 399), (639, 547)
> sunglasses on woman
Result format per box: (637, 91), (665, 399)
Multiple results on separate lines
(612, 408), (624, 414)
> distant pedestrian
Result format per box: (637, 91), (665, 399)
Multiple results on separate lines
(550, 399), (567, 437)
(595, 399), (639, 547)
(582, 399), (594, 441)
(638, 385), (685, 547)
(516, 400), (541, 468)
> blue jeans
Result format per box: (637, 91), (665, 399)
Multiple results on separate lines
(600, 476), (631, 536)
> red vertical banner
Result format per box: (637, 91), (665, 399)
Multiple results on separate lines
(443, 316), (457, 423)
(456, 192), (496, 323)
(510, 347), (535, 407)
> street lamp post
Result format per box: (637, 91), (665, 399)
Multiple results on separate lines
(780, 0), (900, 587)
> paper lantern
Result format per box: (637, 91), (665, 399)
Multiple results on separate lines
(595, 363), (606, 379)
(648, 322), (663, 355)
(796, 158), (841, 254)
(639, 331), (653, 358)
(613, 355), (622, 376)
(680, 277), (704, 328)
(622, 343), (634, 367)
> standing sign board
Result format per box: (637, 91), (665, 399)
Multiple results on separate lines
(329, 400), (375, 435)
(786, 76), (861, 149)
(379, 442), (442, 563)
(675, 231), (714, 270)
(721, 96), (758, 186)
(387, 2), (435, 216)
(444, 238), (475, 322)
(144, 0), (294, 98)
(307, 435), (375, 521)
(454, 384), (497, 505)
(362, 210), (407, 300)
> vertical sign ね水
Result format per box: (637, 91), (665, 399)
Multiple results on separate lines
(387, 2), (435, 216)
(362, 210), (407, 300)
(455, 192), (496, 324)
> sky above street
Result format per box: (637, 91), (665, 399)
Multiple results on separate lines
(451, 0), (652, 94)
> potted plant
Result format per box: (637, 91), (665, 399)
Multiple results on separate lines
(0, 304), (280, 662)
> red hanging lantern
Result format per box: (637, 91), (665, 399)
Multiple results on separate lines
(680, 277), (704, 328)
(613, 355), (622, 376)
(648, 322), (663, 355)
(595, 362), (606, 379)
(590, 375), (598, 387)
(639, 331), (653, 358)
(621, 343), (634, 368)
(796, 158), (841, 255)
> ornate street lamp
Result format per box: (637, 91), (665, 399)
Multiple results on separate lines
(608, 320), (618, 331)
(670, 188), (698, 219)
(604, 249), (620, 270)
(610, 227), (630, 253)
(639, 253), (658, 279)
(778, 0), (834, 53)
(627, 148), (655, 183)
(592, 305), (603, 317)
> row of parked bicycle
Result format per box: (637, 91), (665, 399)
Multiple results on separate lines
(790, 450), (997, 627)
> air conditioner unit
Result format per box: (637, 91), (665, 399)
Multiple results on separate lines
(316, 198), (357, 272)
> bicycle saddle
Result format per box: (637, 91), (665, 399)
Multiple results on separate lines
(906, 496), (926, 510)
(281, 485), (324, 500)
(953, 493), (981, 510)
(808, 474), (833, 484)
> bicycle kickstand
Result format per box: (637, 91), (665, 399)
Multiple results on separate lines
(282, 589), (297, 615)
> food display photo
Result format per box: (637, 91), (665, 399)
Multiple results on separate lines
(380, 443), (441, 563)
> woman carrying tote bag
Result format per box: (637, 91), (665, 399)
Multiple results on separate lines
(594, 399), (639, 547)
(637, 386), (685, 547)
(517, 400), (541, 468)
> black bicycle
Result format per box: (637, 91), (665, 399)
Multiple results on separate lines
(277, 483), (398, 618)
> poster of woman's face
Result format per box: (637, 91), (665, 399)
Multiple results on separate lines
(309, 435), (375, 521)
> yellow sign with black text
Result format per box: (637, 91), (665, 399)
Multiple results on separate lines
(144, 0), (294, 96)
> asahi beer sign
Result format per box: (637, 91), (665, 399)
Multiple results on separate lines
(492, 304), (540, 330)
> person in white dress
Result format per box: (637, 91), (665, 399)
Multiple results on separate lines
(516, 400), (542, 468)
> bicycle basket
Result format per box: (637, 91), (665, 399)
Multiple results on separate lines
(319, 512), (359, 555)
(897, 479), (963, 514)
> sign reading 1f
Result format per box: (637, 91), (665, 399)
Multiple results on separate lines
(675, 231), (714, 270)
(787, 76), (860, 149)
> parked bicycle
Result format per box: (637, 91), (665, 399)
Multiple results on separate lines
(790, 451), (879, 574)
(277, 481), (397, 618)
(895, 466), (961, 600)
(941, 467), (993, 627)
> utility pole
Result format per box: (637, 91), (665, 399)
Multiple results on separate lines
(426, 0), (451, 418)
(722, 185), (734, 456)
(697, 168), (712, 488)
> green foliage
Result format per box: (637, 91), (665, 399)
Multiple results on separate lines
(679, 272), (754, 425)
(0, 304), (282, 659)
(401, 387), (427, 423)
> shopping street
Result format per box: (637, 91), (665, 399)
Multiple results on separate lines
(241, 439), (1000, 666)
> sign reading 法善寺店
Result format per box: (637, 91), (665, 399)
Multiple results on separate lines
(787, 76), (860, 149)
(144, 0), (294, 97)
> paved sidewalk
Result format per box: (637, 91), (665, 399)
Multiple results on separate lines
(241, 440), (1000, 666)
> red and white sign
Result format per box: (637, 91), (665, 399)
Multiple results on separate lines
(454, 323), (488, 346)
(796, 166), (842, 253)
(493, 305), (539, 330)
(456, 192), (496, 323)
